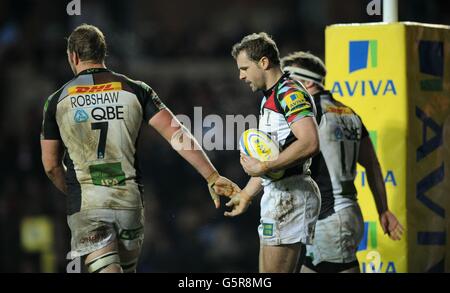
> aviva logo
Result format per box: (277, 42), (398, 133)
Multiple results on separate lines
(358, 221), (397, 273)
(330, 40), (397, 97)
(358, 221), (377, 251)
(349, 40), (378, 73)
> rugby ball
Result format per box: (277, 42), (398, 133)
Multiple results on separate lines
(239, 129), (284, 180)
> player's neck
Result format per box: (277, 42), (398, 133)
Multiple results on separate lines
(75, 62), (106, 75)
(264, 68), (284, 91)
(308, 87), (321, 96)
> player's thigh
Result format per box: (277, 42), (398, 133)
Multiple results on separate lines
(259, 243), (303, 273)
(84, 240), (122, 273)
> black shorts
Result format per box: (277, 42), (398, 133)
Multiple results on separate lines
(303, 256), (359, 273)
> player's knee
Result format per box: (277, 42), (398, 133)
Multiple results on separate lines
(100, 263), (123, 273)
(85, 251), (122, 273)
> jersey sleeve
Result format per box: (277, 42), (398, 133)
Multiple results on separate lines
(139, 82), (166, 122)
(40, 93), (61, 140)
(361, 120), (369, 139)
(356, 114), (369, 139)
(277, 88), (315, 125)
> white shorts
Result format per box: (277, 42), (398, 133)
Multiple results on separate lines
(306, 204), (364, 265)
(67, 208), (144, 259)
(258, 175), (321, 246)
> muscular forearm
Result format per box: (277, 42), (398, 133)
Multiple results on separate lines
(366, 162), (388, 215)
(265, 117), (319, 172)
(359, 136), (389, 216)
(176, 145), (217, 180)
(46, 165), (68, 194)
(266, 138), (318, 172)
(171, 127), (217, 179)
(151, 110), (217, 180)
(243, 177), (263, 199)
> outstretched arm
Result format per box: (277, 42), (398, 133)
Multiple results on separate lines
(149, 108), (240, 208)
(358, 135), (403, 240)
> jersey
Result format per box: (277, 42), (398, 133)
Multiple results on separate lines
(310, 90), (369, 219)
(41, 68), (166, 215)
(259, 73), (316, 185)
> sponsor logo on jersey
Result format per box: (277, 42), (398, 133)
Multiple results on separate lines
(89, 162), (126, 186)
(285, 91), (307, 110)
(68, 82), (122, 94)
(74, 109), (89, 123)
(326, 106), (353, 115)
(151, 94), (165, 110)
(335, 127), (344, 140)
(262, 223), (274, 236)
(119, 227), (144, 240)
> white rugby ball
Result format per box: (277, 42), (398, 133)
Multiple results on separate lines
(239, 129), (284, 180)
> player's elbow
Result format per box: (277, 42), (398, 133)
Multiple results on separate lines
(43, 165), (58, 178)
(292, 118), (320, 158)
(312, 140), (320, 157)
(42, 158), (61, 178)
(306, 135), (320, 158)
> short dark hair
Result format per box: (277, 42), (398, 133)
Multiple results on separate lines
(281, 51), (327, 78)
(231, 32), (280, 66)
(67, 24), (107, 63)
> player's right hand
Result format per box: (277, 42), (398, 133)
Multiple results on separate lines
(380, 210), (404, 241)
(224, 190), (252, 217)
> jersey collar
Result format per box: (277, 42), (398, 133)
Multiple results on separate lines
(76, 67), (110, 76)
(313, 90), (333, 101)
(263, 72), (289, 97)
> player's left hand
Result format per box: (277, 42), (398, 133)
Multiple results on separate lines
(207, 172), (241, 209)
(224, 190), (252, 217)
(380, 210), (404, 241)
(240, 154), (269, 177)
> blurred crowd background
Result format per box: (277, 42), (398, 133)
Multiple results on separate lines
(0, 0), (448, 272)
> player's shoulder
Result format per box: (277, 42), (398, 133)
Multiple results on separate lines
(49, 78), (76, 100)
(43, 78), (76, 110)
(279, 76), (304, 91)
(111, 71), (154, 94)
(110, 71), (164, 113)
(321, 92), (358, 116)
(277, 76), (310, 99)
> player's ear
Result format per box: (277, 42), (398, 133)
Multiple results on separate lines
(67, 50), (77, 65)
(73, 52), (80, 65)
(304, 80), (315, 89)
(259, 56), (270, 70)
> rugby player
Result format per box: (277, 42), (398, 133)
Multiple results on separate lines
(281, 51), (403, 273)
(224, 33), (321, 273)
(40, 24), (239, 273)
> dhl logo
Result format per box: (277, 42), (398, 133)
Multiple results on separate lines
(68, 82), (122, 94)
(326, 106), (353, 115)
